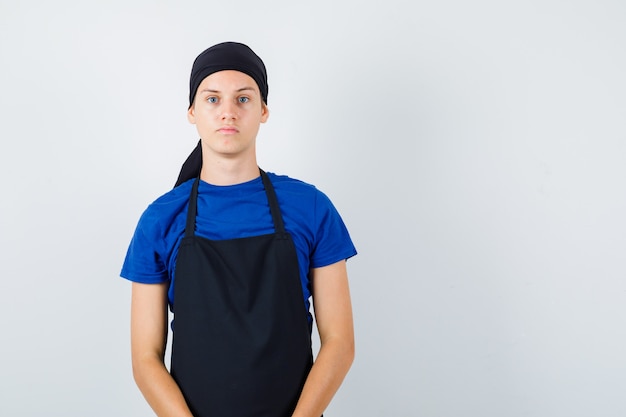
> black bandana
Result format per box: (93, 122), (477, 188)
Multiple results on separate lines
(175, 42), (268, 187)
(188, 41), (268, 108)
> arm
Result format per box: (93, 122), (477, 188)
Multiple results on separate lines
(291, 260), (355, 417)
(130, 282), (194, 417)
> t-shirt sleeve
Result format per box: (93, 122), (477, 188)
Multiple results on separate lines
(120, 211), (170, 284)
(310, 191), (357, 268)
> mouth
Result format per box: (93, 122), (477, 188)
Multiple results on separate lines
(218, 126), (239, 134)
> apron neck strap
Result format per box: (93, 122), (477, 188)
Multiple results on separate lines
(185, 177), (201, 237)
(184, 169), (286, 238)
(259, 169), (286, 234)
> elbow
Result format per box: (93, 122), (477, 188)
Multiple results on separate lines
(131, 351), (161, 388)
(131, 355), (145, 387)
(346, 336), (355, 368)
(319, 333), (355, 370)
(335, 333), (355, 370)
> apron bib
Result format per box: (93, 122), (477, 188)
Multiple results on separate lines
(171, 170), (313, 417)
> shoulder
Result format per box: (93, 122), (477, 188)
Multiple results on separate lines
(266, 172), (327, 202)
(266, 172), (314, 188)
(266, 171), (344, 230)
(136, 180), (193, 237)
(267, 172), (357, 267)
(151, 178), (194, 208)
(267, 172), (340, 218)
(121, 180), (193, 283)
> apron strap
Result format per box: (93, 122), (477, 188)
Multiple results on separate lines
(259, 169), (286, 234)
(184, 169), (285, 238)
(184, 177), (200, 237)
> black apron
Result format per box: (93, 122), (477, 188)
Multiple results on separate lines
(171, 170), (313, 417)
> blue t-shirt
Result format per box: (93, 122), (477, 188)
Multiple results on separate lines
(120, 172), (357, 323)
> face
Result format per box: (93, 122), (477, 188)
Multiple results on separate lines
(188, 70), (269, 160)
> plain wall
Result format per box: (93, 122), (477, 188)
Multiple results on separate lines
(1, 0), (625, 416)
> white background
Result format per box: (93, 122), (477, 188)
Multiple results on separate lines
(1, 1), (625, 416)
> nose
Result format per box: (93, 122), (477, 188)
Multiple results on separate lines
(220, 100), (237, 120)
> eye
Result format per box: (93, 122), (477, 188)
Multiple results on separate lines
(238, 96), (250, 104)
(207, 96), (218, 103)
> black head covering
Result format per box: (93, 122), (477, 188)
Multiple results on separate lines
(174, 139), (203, 187)
(175, 42), (268, 187)
(188, 41), (268, 108)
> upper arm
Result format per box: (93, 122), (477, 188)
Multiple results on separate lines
(131, 282), (169, 363)
(310, 260), (354, 348)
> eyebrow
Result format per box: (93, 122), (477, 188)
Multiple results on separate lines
(198, 86), (257, 94)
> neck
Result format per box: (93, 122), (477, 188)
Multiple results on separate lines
(199, 152), (260, 186)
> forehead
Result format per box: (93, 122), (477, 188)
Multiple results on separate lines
(197, 70), (259, 92)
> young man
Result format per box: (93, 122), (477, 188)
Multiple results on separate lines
(120, 42), (357, 417)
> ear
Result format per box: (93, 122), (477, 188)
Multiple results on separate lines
(260, 103), (269, 124)
(187, 105), (196, 124)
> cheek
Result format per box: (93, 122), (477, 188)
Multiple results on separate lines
(193, 106), (217, 122)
